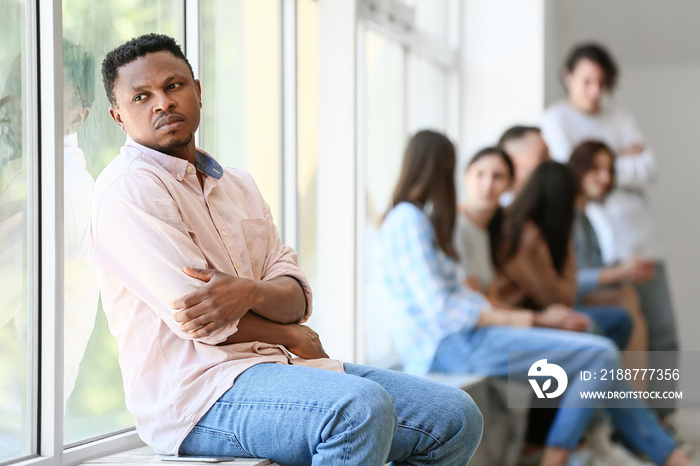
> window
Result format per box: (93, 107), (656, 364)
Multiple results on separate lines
(0, 0), (35, 462)
(200, 0), (282, 224)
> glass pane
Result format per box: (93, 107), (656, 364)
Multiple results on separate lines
(0, 0), (34, 461)
(200, 0), (281, 223)
(407, 54), (447, 134)
(362, 30), (405, 369)
(297, 0), (319, 295)
(403, 0), (448, 44)
(62, 0), (182, 446)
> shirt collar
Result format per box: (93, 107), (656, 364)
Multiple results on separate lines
(125, 136), (223, 181)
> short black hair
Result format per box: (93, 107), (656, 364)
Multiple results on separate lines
(101, 33), (193, 107)
(563, 42), (618, 91)
(497, 125), (541, 148)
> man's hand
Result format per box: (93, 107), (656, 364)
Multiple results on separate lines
(534, 304), (590, 332)
(283, 324), (329, 359)
(172, 266), (255, 338)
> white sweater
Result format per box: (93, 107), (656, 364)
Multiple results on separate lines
(541, 99), (663, 262)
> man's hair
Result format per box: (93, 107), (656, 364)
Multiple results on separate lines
(64, 39), (95, 108)
(101, 33), (193, 107)
(497, 125), (541, 148)
(563, 42), (618, 91)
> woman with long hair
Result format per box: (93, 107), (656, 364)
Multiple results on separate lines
(377, 131), (692, 466)
(569, 141), (652, 354)
(490, 161), (631, 350)
(454, 146), (514, 293)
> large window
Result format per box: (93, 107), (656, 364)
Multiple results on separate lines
(0, 1), (35, 462)
(200, 0), (282, 223)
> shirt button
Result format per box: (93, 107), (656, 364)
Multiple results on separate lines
(221, 230), (228, 237)
(175, 173), (183, 180)
(186, 166), (194, 173)
(235, 262), (243, 269)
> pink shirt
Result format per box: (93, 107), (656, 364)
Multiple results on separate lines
(90, 137), (342, 455)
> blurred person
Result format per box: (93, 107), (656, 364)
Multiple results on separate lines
(497, 125), (550, 206)
(378, 130), (691, 466)
(569, 141), (652, 353)
(455, 146), (514, 293)
(541, 43), (679, 368)
(490, 161), (632, 350)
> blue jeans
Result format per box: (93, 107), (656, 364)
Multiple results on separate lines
(179, 362), (483, 465)
(430, 327), (677, 465)
(575, 305), (632, 350)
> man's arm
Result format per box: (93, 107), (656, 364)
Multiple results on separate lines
(218, 312), (328, 360)
(172, 266), (306, 339)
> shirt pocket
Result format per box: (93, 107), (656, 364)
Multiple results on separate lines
(241, 216), (270, 280)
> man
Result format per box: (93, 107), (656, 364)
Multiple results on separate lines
(92, 33), (483, 464)
(497, 125), (550, 206)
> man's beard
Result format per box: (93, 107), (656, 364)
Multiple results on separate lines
(153, 132), (193, 156)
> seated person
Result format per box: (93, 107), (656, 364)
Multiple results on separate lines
(91, 34), (483, 465)
(377, 130), (691, 466)
(490, 161), (631, 350)
(569, 140), (653, 353)
(454, 146), (513, 293)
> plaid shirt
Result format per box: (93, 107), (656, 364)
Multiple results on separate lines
(378, 202), (489, 375)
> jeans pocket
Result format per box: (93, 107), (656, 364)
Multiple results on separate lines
(179, 426), (253, 458)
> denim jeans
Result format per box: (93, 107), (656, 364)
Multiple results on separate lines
(575, 305), (632, 350)
(179, 362), (483, 465)
(430, 326), (677, 465)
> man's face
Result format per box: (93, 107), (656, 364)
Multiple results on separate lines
(109, 51), (201, 159)
(504, 131), (550, 192)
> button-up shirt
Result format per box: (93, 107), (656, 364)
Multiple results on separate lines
(91, 137), (342, 455)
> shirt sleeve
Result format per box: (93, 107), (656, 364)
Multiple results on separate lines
(614, 112), (657, 189)
(91, 171), (238, 345)
(259, 200), (313, 322)
(541, 108), (575, 163)
(577, 267), (602, 296)
(389, 206), (488, 339)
